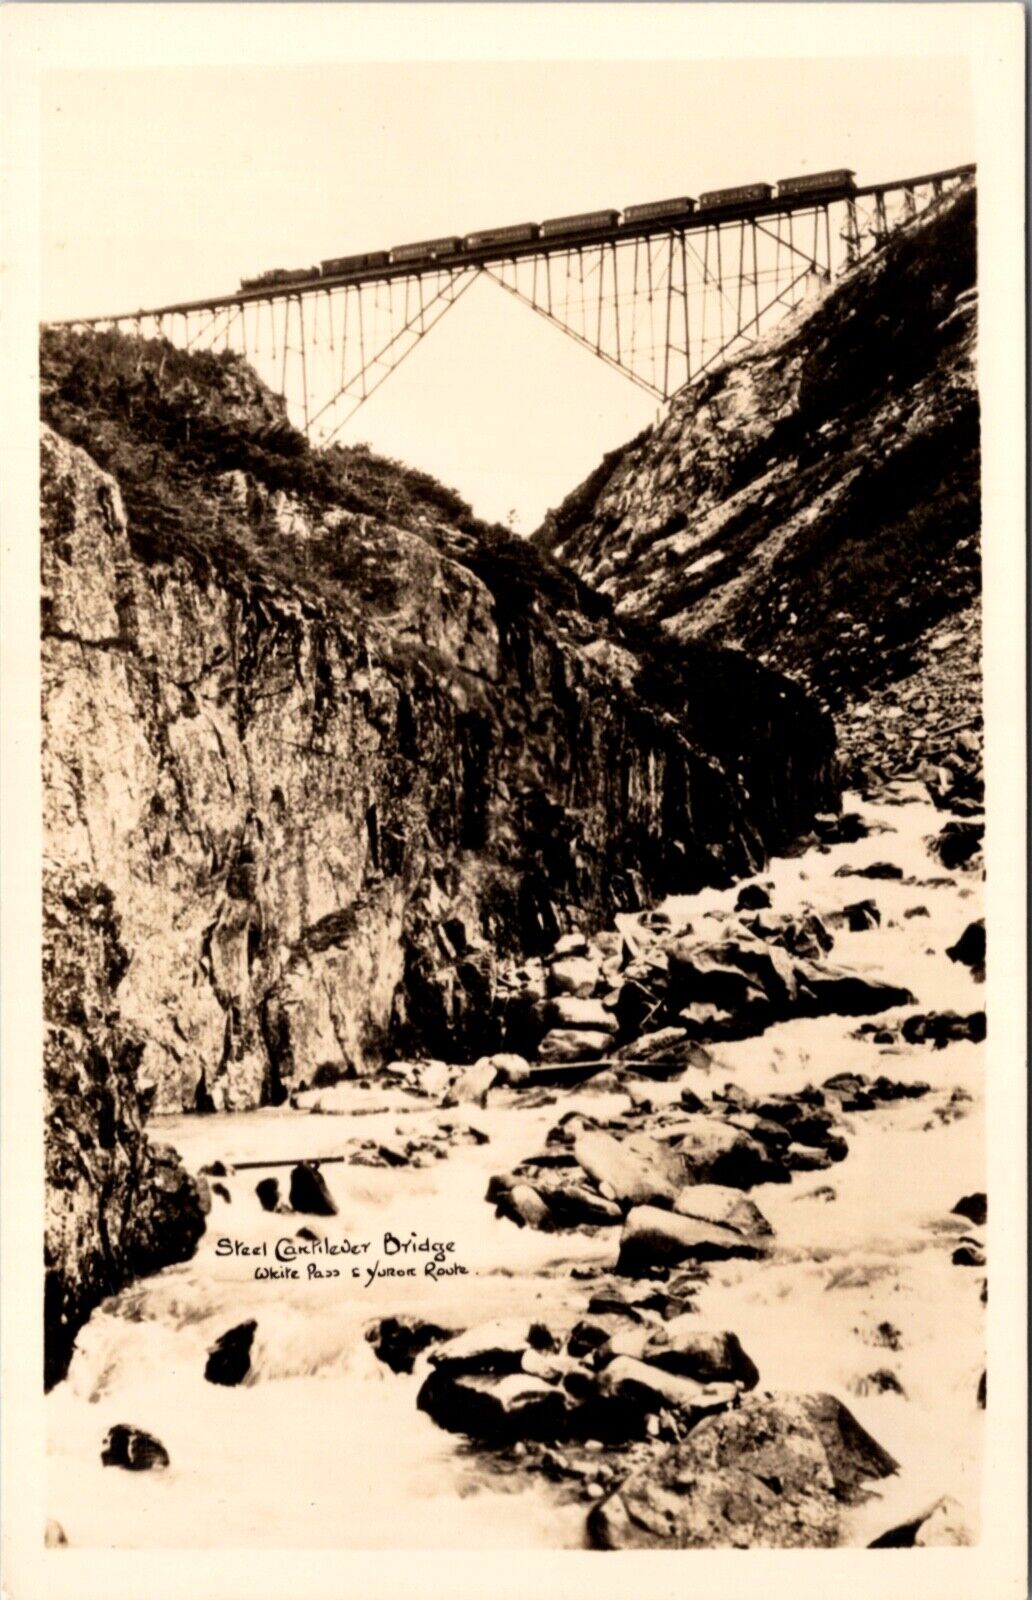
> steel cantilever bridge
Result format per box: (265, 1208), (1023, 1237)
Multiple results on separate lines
(52, 163), (974, 445)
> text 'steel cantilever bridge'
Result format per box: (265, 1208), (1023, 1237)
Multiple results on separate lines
(51, 163), (974, 445)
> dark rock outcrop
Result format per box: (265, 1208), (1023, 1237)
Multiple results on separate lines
(100, 1424), (170, 1472)
(929, 820), (983, 871)
(288, 1162), (338, 1216)
(947, 919), (986, 975)
(417, 1369), (571, 1444)
(205, 1320), (257, 1386)
(951, 1192), (987, 1228)
(44, 879), (207, 1390)
(901, 1010), (986, 1047)
(365, 1315), (459, 1375)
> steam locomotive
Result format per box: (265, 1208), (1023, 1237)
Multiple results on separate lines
(238, 169), (855, 291)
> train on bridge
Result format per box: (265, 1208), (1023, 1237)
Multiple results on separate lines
(238, 168), (856, 292)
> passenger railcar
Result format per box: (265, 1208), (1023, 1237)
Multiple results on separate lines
(623, 197), (696, 225)
(390, 236), (463, 264)
(540, 209), (620, 239)
(463, 222), (539, 250)
(776, 169), (855, 199)
(697, 183), (774, 212)
(320, 251), (390, 278)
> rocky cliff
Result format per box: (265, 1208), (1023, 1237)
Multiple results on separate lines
(40, 382), (831, 1106)
(535, 183), (981, 782)
(40, 324), (838, 1388)
(41, 329), (839, 1379)
(43, 874), (209, 1388)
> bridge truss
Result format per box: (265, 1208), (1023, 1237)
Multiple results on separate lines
(53, 166), (972, 445)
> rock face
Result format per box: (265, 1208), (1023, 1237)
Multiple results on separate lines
(41, 329), (836, 1115)
(535, 184), (980, 784)
(43, 878), (207, 1389)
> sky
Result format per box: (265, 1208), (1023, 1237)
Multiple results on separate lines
(41, 56), (975, 530)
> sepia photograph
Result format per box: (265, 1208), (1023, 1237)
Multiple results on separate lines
(1, 4), (1026, 1596)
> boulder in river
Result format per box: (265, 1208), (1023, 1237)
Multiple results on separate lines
(833, 861), (903, 880)
(929, 820), (983, 870)
(813, 811), (869, 845)
(205, 1319), (257, 1387)
(255, 1176), (281, 1212)
(744, 908), (835, 961)
(288, 1161), (338, 1216)
(678, 1000), (737, 1038)
(616, 1205), (770, 1274)
(800, 965), (912, 1017)
(540, 996), (617, 1033)
(870, 1493), (972, 1547)
(574, 1128), (686, 1208)
(589, 1392), (897, 1548)
(494, 1181), (555, 1230)
(672, 1185), (773, 1240)
(479, 1052), (533, 1086)
(488, 1163), (623, 1230)
(951, 1192), (987, 1227)
(589, 1395), (830, 1548)
(784, 1143), (836, 1172)
(536, 1179), (623, 1228)
(441, 1060), (498, 1104)
(600, 1319), (760, 1389)
(365, 1314), (459, 1375)
(843, 899), (881, 931)
(667, 933), (795, 1019)
(101, 1424), (170, 1472)
(799, 1391), (899, 1501)
(594, 1357), (739, 1421)
(537, 1028), (612, 1064)
(548, 956), (601, 999)
(616, 1025), (688, 1062)
(665, 1114), (789, 1189)
(661, 925), (911, 1038)
(417, 1368), (570, 1443)
(946, 919), (986, 975)
(901, 1010), (986, 1047)
(427, 1318), (560, 1378)
(735, 884), (771, 911)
